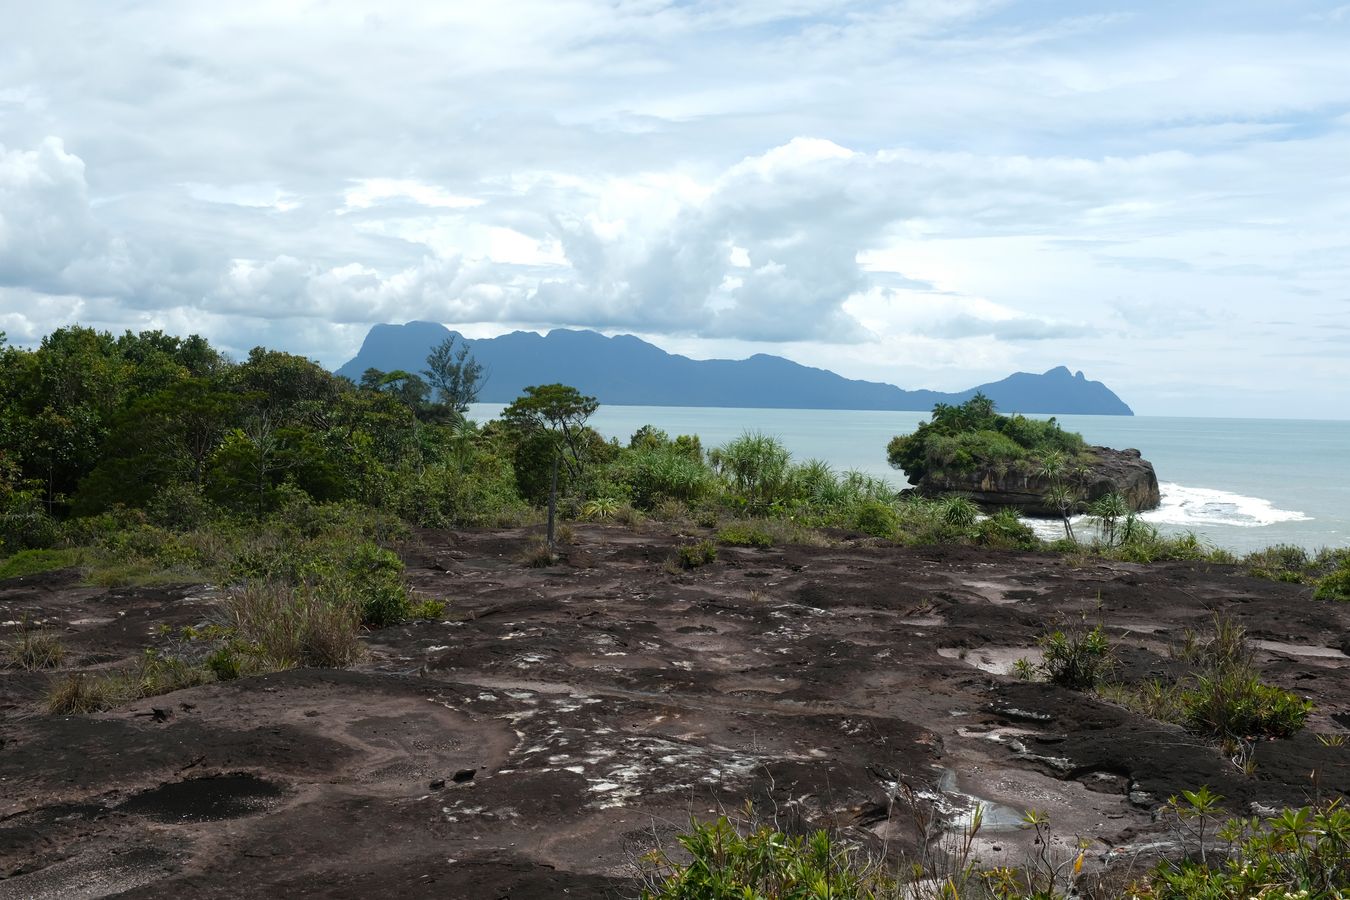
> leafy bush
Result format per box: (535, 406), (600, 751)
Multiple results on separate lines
(406, 598), (447, 620)
(1104, 615), (1312, 742)
(852, 500), (897, 538)
(676, 540), (718, 568)
(974, 508), (1040, 550)
(1313, 562), (1350, 601)
(344, 542), (410, 627)
(709, 433), (792, 512)
(1180, 671), (1311, 739)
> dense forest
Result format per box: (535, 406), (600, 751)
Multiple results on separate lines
(0, 326), (1026, 556)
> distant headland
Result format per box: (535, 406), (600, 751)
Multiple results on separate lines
(335, 321), (1135, 416)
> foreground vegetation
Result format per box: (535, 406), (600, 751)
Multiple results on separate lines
(642, 790), (1349, 899)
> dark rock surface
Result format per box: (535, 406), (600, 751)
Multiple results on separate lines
(2, 525), (1345, 898)
(915, 445), (1161, 515)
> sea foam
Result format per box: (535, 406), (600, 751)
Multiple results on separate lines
(1142, 483), (1311, 529)
(1021, 482), (1310, 540)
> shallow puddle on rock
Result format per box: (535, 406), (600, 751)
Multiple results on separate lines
(934, 769), (1025, 831)
(117, 775), (283, 823)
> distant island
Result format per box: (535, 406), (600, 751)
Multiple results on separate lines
(335, 321), (1135, 415)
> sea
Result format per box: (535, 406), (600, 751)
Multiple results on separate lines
(467, 404), (1350, 555)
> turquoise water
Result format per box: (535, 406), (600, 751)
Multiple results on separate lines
(467, 404), (1349, 554)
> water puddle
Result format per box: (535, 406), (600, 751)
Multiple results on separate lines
(118, 775), (283, 823)
(927, 769), (1025, 831)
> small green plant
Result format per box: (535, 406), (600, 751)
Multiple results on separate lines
(675, 540), (718, 569)
(581, 497), (621, 521)
(406, 598), (447, 620)
(205, 645), (243, 681)
(1035, 622), (1113, 690)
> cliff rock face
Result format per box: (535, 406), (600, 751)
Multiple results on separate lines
(916, 446), (1161, 517)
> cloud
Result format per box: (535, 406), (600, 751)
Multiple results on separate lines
(3, 1), (1350, 416)
(0, 138), (106, 293)
(916, 312), (1097, 341)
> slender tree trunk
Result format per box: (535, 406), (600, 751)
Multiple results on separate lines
(547, 451), (560, 551)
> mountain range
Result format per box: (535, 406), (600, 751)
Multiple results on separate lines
(334, 321), (1134, 415)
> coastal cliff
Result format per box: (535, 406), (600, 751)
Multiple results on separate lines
(914, 445), (1161, 516)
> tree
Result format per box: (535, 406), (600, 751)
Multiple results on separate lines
(501, 384), (599, 549)
(423, 336), (484, 417)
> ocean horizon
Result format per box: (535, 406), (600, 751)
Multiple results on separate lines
(468, 403), (1350, 555)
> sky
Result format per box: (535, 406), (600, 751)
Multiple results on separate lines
(2, 1), (1349, 419)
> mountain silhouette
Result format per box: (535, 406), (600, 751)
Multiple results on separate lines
(335, 322), (1134, 415)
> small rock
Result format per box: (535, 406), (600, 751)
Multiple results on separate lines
(429, 779), (446, 790)
(1128, 789), (1153, 809)
(452, 769), (476, 784)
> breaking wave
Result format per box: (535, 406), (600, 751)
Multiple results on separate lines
(1142, 483), (1311, 529)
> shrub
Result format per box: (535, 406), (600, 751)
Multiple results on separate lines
(1313, 563), (1350, 601)
(716, 521), (774, 548)
(146, 483), (216, 530)
(975, 508), (1040, 550)
(1037, 623), (1113, 690)
(205, 645), (243, 681)
(852, 500), (897, 538)
(1180, 671), (1311, 739)
(676, 540), (718, 568)
(47, 673), (105, 714)
(342, 543), (410, 627)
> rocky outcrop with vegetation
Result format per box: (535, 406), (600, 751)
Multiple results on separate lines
(916, 444), (1160, 516)
(888, 394), (1161, 516)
